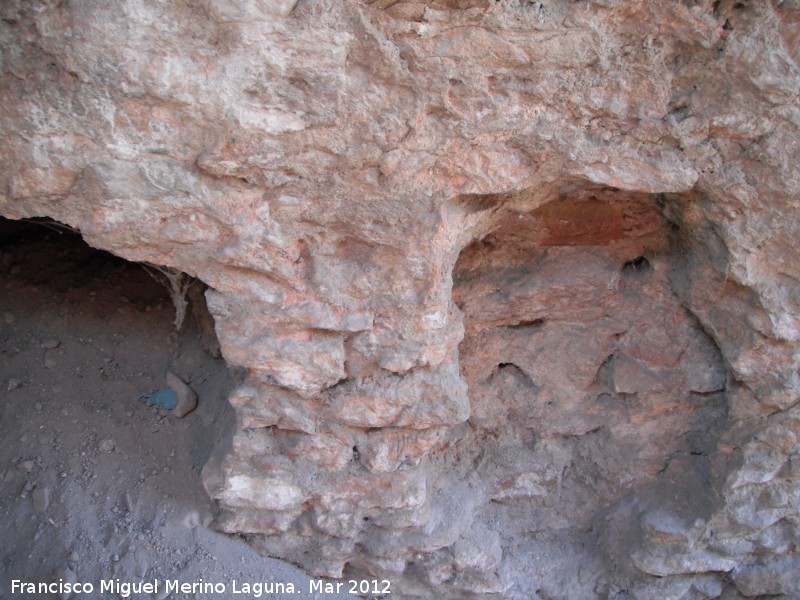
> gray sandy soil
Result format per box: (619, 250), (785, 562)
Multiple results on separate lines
(0, 219), (356, 600)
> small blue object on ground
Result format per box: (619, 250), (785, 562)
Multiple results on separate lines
(139, 388), (178, 410)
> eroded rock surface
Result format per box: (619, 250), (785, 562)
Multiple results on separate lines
(2, 0), (799, 597)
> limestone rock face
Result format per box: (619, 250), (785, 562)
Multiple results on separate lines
(2, 0), (799, 597)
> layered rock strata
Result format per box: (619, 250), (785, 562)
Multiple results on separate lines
(2, 0), (799, 597)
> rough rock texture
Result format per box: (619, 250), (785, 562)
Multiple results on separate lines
(2, 0), (799, 597)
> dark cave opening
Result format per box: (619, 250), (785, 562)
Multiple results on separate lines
(0, 216), (221, 357)
(0, 216), (335, 597)
(0, 214), (235, 471)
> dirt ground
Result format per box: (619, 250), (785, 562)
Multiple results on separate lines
(0, 218), (355, 599)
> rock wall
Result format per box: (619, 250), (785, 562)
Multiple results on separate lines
(2, 0), (799, 597)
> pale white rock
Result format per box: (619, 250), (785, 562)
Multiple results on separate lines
(453, 522), (502, 574)
(202, 0), (299, 21)
(219, 475), (307, 511)
(166, 372), (198, 418)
